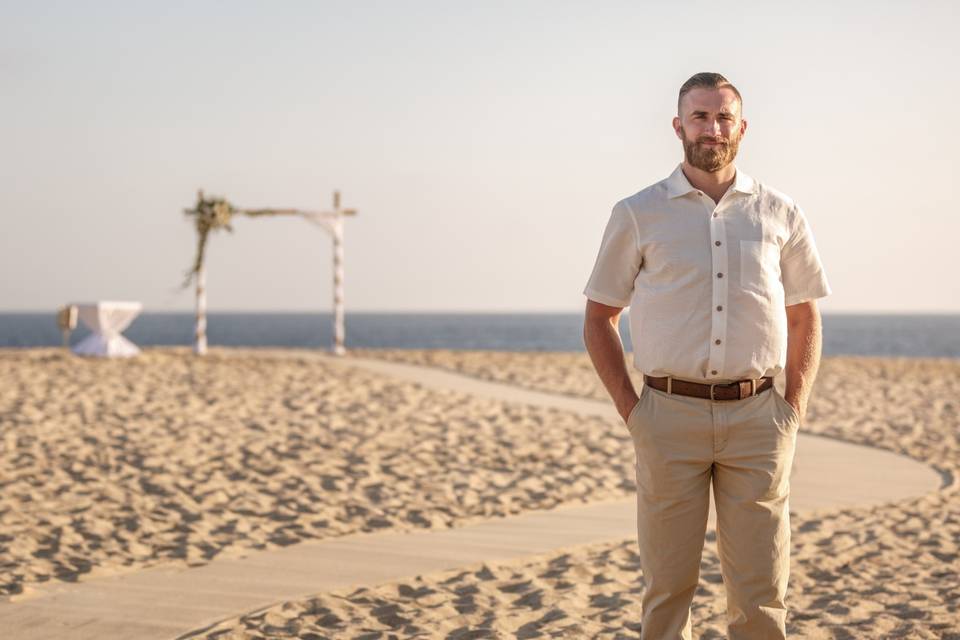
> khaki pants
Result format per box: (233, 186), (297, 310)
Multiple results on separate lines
(625, 381), (801, 639)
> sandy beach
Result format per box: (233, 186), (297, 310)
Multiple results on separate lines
(1, 348), (957, 638)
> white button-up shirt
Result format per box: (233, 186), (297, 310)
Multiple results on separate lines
(583, 162), (831, 382)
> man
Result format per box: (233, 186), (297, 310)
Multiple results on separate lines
(582, 72), (831, 639)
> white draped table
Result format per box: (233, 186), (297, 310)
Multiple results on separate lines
(71, 301), (143, 357)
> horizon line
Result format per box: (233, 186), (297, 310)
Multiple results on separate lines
(2, 309), (960, 316)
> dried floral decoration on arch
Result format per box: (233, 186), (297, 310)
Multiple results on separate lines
(181, 190), (314, 288)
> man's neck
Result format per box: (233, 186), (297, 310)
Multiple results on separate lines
(681, 161), (737, 203)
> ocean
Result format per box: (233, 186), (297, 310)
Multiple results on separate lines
(1, 312), (958, 358)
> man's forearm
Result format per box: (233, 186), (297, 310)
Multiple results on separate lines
(584, 317), (639, 421)
(783, 306), (823, 420)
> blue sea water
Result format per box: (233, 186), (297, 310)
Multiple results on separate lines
(0, 312), (958, 358)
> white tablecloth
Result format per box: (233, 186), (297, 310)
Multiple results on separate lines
(71, 301), (143, 357)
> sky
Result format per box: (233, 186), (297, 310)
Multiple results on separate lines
(2, 0), (958, 313)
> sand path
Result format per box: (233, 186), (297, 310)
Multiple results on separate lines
(0, 353), (942, 640)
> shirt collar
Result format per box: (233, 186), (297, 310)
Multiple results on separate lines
(665, 162), (757, 199)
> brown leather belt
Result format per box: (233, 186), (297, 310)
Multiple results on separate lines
(643, 374), (774, 401)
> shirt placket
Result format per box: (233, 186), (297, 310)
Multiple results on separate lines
(696, 190), (728, 380)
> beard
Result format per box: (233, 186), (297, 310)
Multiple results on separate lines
(680, 125), (741, 173)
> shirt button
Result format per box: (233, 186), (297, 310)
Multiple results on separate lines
(717, 272), (723, 278)
(715, 339), (722, 345)
(715, 240), (721, 246)
(711, 370), (718, 375)
(712, 212), (718, 217)
(717, 305), (723, 311)
(697, 191), (703, 196)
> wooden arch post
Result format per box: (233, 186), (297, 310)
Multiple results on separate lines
(303, 191), (357, 356)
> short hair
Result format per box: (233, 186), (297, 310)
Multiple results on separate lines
(677, 72), (743, 116)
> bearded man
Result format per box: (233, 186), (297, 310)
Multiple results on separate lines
(582, 72), (831, 639)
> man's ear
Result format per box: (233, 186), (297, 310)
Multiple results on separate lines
(672, 116), (682, 139)
(739, 118), (748, 137)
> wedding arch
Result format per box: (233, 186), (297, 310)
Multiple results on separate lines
(182, 190), (357, 356)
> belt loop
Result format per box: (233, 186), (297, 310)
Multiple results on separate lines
(710, 382), (716, 401)
(751, 378), (756, 396)
(666, 375), (673, 394)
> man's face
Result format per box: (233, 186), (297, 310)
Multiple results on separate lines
(674, 87), (746, 173)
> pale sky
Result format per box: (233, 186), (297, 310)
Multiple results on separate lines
(3, 1), (958, 313)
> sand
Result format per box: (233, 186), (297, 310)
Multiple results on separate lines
(0, 348), (631, 596)
(1, 348), (957, 638)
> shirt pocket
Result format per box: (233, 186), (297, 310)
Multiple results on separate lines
(740, 239), (776, 295)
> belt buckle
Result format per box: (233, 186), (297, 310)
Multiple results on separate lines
(711, 380), (747, 401)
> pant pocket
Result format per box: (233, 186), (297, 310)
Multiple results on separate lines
(772, 387), (801, 427)
(626, 384), (650, 433)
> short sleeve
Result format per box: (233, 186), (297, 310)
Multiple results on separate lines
(582, 200), (642, 307)
(781, 203), (832, 306)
